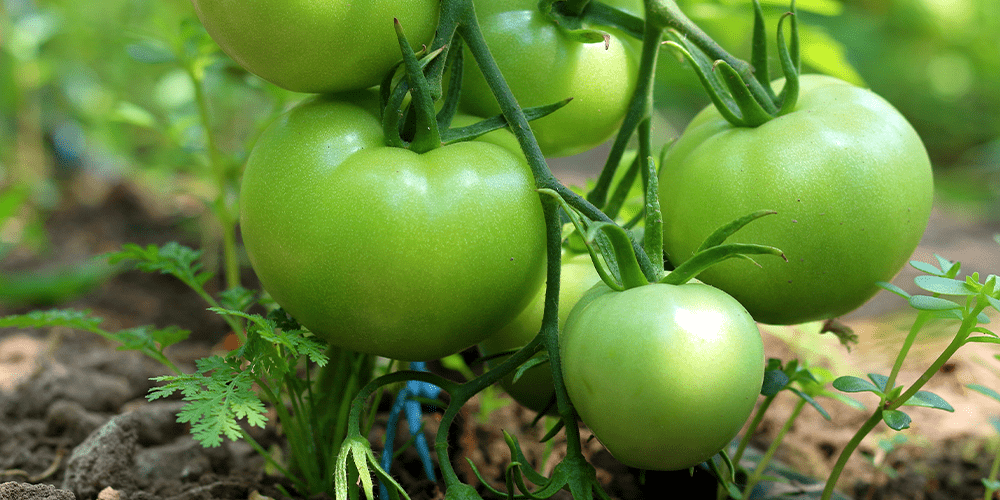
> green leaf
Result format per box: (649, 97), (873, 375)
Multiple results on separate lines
(988, 295), (1000, 314)
(108, 242), (212, 289)
(903, 390), (954, 412)
(125, 39), (175, 64)
(910, 260), (943, 275)
(761, 368), (790, 397)
(833, 375), (882, 395)
(882, 410), (911, 431)
(909, 295), (961, 311)
(0, 308), (103, 332)
(968, 384), (1000, 404)
(965, 336), (1000, 345)
(983, 478), (1000, 491)
(914, 275), (977, 296)
(218, 287), (256, 313)
(789, 387), (831, 420)
(877, 281), (910, 299)
(868, 373), (890, 392)
(110, 101), (158, 128)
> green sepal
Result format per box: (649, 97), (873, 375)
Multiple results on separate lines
(539, 188), (625, 291)
(580, 0), (644, 40)
(394, 18), (441, 153)
(662, 36), (744, 126)
(436, 34), (465, 131)
(642, 152), (665, 281)
(715, 60), (775, 127)
(585, 222), (649, 289)
(749, 0), (774, 98)
(440, 98), (572, 145)
(660, 243), (785, 286)
(504, 430), (549, 485)
(775, 11), (800, 116)
(696, 210), (777, 252)
(881, 409), (911, 431)
(511, 352), (550, 385)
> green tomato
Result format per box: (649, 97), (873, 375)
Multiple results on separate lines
(460, 0), (642, 157)
(190, 0), (439, 93)
(659, 75), (934, 325)
(240, 94), (547, 361)
(561, 281), (764, 471)
(479, 252), (601, 414)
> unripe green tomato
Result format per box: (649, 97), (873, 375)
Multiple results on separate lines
(561, 281), (764, 470)
(659, 75), (934, 325)
(460, 0), (643, 157)
(190, 0), (439, 93)
(240, 93), (547, 361)
(479, 253), (601, 414)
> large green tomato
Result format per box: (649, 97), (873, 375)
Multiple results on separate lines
(190, 0), (438, 93)
(561, 281), (764, 471)
(240, 94), (547, 361)
(460, 0), (642, 158)
(479, 252), (601, 414)
(659, 75), (934, 325)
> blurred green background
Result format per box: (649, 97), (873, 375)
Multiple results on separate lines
(1, 0), (998, 282)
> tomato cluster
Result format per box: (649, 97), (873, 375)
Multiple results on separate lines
(196, 0), (934, 479)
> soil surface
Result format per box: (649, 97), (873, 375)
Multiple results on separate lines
(2, 177), (1000, 500)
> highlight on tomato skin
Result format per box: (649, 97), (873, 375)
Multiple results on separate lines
(239, 93), (548, 361)
(659, 75), (935, 326)
(561, 280), (765, 471)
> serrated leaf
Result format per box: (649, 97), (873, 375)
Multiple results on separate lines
(0, 308), (103, 332)
(914, 275), (977, 296)
(910, 260), (943, 275)
(968, 384), (1000, 404)
(882, 410), (911, 430)
(218, 287), (256, 313)
(877, 281), (910, 299)
(909, 295), (961, 311)
(903, 390), (954, 411)
(833, 375), (882, 395)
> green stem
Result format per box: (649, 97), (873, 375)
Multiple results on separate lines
(587, 20), (663, 211)
(985, 443), (1000, 500)
(733, 395), (776, 465)
(821, 409), (884, 500)
(881, 312), (933, 402)
(742, 398), (806, 499)
(187, 64), (241, 292)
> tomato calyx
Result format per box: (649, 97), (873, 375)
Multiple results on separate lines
(664, 0), (801, 127)
(539, 0), (644, 46)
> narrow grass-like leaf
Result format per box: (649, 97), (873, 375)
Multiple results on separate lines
(965, 336), (1000, 345)
(882, 410), (911, 431)
(968, 384), (1000, 404)
(789, 387), (831, 420)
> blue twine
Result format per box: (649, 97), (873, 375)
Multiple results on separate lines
(379, 361), (441, 498)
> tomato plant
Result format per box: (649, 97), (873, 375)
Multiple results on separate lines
(459, 0), (643, 157)
(561, 279), (765, 471)
(239, 92), (547, 361)
(190, 0), (439, 93)
(479, 252), (601, 413)
(659, 75), (934, 325)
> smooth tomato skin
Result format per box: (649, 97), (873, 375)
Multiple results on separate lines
(561, 281), (764, 471)
(479, 253), (601, 414)
(240, 94), (547, 361)
(659, 75), (934, 325)
(190, 0), (438, 93)
(460, 0), (642, 158)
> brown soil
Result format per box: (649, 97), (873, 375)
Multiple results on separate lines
(2, 178), (1000, 500)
